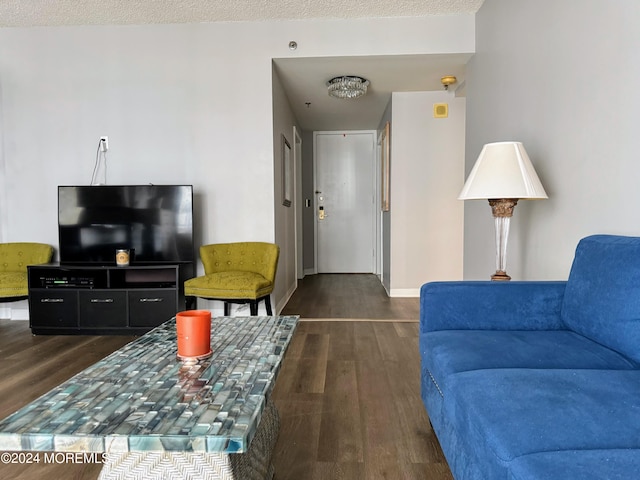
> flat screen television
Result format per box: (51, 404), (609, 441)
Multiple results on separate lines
(58, 185), (194, 265)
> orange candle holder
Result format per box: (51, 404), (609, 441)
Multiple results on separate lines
(176, 310), (212, 361)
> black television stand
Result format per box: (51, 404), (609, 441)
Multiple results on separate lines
(27, 263), (193, 335)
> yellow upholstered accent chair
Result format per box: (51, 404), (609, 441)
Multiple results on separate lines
(0, 242), (54, 301)
(184, 242), (279, 316)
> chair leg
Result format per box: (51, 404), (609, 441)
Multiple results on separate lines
(185, 296), (196, 310)
(250, 301), (258, 316)
(224, 302), (231, 316)
(264, 296), (273, 316)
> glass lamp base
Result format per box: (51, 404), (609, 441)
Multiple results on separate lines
(489, 198), (519, 282)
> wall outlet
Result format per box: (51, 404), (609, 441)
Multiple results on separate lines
(100, 136), (109, 152)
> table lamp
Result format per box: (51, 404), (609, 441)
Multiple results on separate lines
(459, 141), (548, 281)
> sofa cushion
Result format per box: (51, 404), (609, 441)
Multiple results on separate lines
(184, 271), (272, 300)
(562, 235), (640, 363)
(509, 449), (640, 480)
(422, 329), (637, 393)
(445, 369), (640, 480)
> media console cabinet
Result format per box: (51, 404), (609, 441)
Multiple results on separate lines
(27, 263), (194, 335)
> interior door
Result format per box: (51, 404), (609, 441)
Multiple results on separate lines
(314, 131), (376, 273)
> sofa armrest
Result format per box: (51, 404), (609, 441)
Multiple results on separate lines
(420, 281), (567, 333)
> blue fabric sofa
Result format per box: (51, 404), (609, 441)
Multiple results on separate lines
(420, 235), (640, 480)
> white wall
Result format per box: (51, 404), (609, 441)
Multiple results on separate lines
(0, 15), (475, 317)
(0, 22), (276, 249)
(464, 0), (640, 280)
(389, 92), (466, 296)
(272, 67), (299, 312)
(301, 130), (315, 275)
(378, 100), (393, 293)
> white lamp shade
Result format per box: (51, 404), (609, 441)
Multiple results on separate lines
(459, 141), (548, 200)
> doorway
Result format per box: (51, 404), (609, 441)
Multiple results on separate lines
(313, 131), (377, 273)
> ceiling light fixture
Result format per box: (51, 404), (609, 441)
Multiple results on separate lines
(326, 75), (370, 99)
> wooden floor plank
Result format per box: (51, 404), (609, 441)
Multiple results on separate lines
(353, 321), (383, 361)
(357, 357), (406, 480)
(270, 394), (324, 479)
(310, 461), (364, 480)
(326, 321), (356, 361)
(317, 359), (364, 463)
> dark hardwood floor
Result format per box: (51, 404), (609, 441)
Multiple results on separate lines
(0, 274), (451, 479)
(271, 320), (452, 480)
(280, 274), (420, 320)
(0, 321), (135, 480)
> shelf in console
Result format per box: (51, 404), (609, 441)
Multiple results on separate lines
(108, 265), (178, 289)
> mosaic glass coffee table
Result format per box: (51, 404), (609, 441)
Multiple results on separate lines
(0, 315), (299, 479)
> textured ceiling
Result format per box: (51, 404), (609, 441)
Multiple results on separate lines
(0, 0), (485, 27)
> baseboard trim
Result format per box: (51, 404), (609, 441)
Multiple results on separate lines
(275, 281), (297, 315)
(0, 305), (29, 321)
(388, 288), (420, 298)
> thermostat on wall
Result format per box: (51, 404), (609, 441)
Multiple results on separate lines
(433, 103), (448, 118)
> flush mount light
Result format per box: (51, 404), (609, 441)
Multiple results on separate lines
(326, 75), (370, 99)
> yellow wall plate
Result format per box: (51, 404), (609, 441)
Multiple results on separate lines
(433, 103), (448, 118)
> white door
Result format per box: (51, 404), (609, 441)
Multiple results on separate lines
(314, 131), (376, 273)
